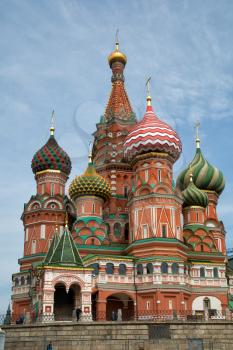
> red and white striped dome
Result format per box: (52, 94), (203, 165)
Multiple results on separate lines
(124, 98), (182, 161)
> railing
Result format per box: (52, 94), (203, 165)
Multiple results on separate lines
(1, 310), (232, 326)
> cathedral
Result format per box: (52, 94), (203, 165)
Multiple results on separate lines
(11, 40), (229, 322)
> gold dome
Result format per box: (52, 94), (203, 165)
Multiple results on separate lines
(108, 42), (127, 66)
(69, 161), (111, 201)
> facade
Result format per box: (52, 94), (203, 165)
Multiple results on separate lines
(11, 41), (229, 322)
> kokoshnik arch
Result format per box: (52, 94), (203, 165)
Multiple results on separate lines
(11, 39), (229, 322)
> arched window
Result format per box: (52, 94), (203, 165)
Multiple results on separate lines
(161, 262), (168, 274)
(204, 297), (210, 310)
(26, 275), (31, 285)
(106, 223), (111, 236)
(106, 263), (114, 275)
(171, 263), (179, 275)
(113, 223), (121, 237)
(200, 267), (205, 278)
(21, 276), (25, 286)
(92, 203), (95, 213)
(184, 265), (187, 275)
(15, 278), (19, 287)
(146, 263), (153, 274)
(137, 264), (143, 275)
(119, 264), (126, 275)
(90, 263), (99, 276)
(124, 187), (128, 198)
(213, 267), (218, 278)
(124, 223), (129, 241)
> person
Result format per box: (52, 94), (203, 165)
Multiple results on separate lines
(76, 307), (82, 321)
(47, 341), (53, 350)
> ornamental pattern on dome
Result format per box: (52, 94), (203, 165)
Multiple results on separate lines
(182, 175), (209, 208)
(69, 162), (111, 201)
(124, 100), (182, 161)
(177, 147), (225, 195)
(31, 135), (71, 175)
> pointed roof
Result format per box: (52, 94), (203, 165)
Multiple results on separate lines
(104, 41), (134, 121)
(44, 226), (83, 267)
(43, 229), (60, 265)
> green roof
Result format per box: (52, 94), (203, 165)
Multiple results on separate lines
(43, 231), (60, 265)
(45, 226), (83, 267)
(229, 301), (233, 310)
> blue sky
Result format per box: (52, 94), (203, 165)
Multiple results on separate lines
(0, 0), (233, 313)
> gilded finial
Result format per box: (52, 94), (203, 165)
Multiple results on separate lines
(65, 212), (68, 228)
(88, 140), (93, 163)
(115, 29), (119, 50)
(146, 77), (152, 106)
(50, 110), (55, 136)
(195, 121), (200, 149)
(189, 164), (193, 182)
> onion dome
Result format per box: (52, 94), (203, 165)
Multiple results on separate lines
(177, 130), (225, 195)
(31, 113), (71, 175)
(69, 154), (111, 201)
(108, 40), (127, 67)
(124, 95), (182, 162)
(182, 173), (209, 208)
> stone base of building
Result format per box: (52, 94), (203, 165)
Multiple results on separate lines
(3, 321), (233, 350)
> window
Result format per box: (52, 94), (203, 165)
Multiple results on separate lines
(114, 223), (121, 237)
(200, 267), (205, 278)
(196, 213), (199, 222)
(146, 301), (150, 310)
(106, 263), (114, 275)
(106, 223), (111, 236)
(162, 225), (167, 238)
(146, 263), (153, 274)
(158, 169), (162, 182)
(161, 262), (168, 274)
(143, 225), (148, 239)
(91, 263), (99, 276)
(171, 263), (179, 275)
(213, 267), (218, 278)
(25, 228), (29, 242)
(124, 223), (129, 241)
(40, 224), (46, 239)
(124, 187), (128, 198)
(168, 300), (173, 310)
(15, 278), (19, 287)
(51, 183), (55, 196)
(21, 276), (25, 286)
(82, 204), (84, 214)
(92, 203), (95, 213)
(42, 183), (45, 194)
(26, 275), (31, 285)
(204, 297), (210, 310)
(31, 240), (36, 254)
(137, 264), (143, 275)
(119, 264), (126, 275)
(184, 265), (187, 275)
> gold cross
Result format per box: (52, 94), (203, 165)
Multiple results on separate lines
(146, 77), (151, 97)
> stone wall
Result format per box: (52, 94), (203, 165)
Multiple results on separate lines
(2, 321), (233, 350)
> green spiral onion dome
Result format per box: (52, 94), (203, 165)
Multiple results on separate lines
(31, 134), (71, 176)
(182, 175), (209, 208)
(177, 145), (225, 195)
(69, 160), (111, 201)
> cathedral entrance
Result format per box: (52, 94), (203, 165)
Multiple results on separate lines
(106, 293), (134, 321)
(54, 282), (81, 321)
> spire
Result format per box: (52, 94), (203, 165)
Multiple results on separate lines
(195, 121), (200, 149)
(105, 35), (134, 121)
(50, 110), (55, 136)
(146, 77), (152, 109)
(43, 226), (60, 265)
(88, 140), (93, 164)
(44, 224), (83, 267)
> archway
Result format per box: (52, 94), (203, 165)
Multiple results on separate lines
(106, 293), (134, 321)
(54, 283), (81, 321)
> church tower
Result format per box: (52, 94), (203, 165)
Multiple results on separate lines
(124, 86), (183, 257)
(92, 37), (136, 244)
(20, 113), (74, 270)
